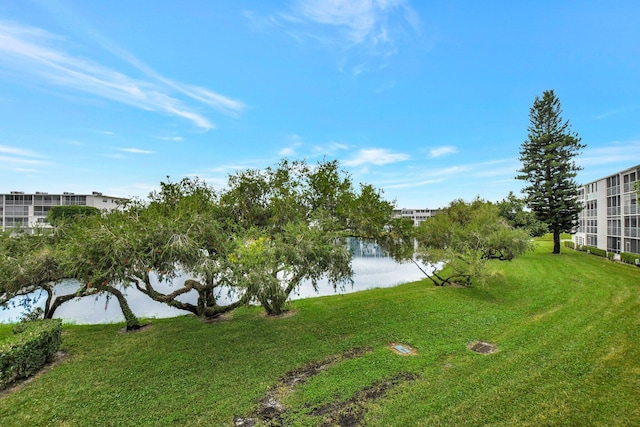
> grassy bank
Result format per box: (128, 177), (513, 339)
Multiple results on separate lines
(1, 241), (639, 426)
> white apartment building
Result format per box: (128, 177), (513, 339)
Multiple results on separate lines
(573, 164), (640, 255)
(393, 208), (441, 226)
(0, 191), (126, 232)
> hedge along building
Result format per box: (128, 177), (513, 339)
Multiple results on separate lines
(573, 164), (640, 256)
(0, 191), (126, 232)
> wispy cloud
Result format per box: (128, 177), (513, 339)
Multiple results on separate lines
(343, 148), (409, 166)
(378, 158), (516, 190)
(158, 136), (184, 142)
(0, 155), (47, 166)
(0, 144), (40, 157)
(280, 146), (298, 156)
(119, 148), (154, 154)
(578, 140), (640, 167)
(279, 134), (304, 157)
(278, 135), (350, 158)
(0, 20), (246, 130)
(595, 109), (620, 120)
(384, 178), (444, 189)
(258, 0), (420, 70)
(428, 145), (458, 158)
(0, 145), (48, 171)
(288, 0), (416, 47)
(311, 141), (349, 157)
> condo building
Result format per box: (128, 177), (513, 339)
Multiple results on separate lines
(0, 191), (125, 232)
(573, 164), (640, 255)
(393, 208), (441, 226)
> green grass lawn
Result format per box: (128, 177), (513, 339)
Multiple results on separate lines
(0, 324), (12, 342)
(1, 240), (639, 426)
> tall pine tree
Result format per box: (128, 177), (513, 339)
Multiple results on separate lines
(517, 89), (585, 254)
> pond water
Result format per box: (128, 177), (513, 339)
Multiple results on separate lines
(0, 250), (434, 324)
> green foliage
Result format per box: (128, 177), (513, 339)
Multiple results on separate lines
(0, 231), (65, 317)
(579, 245), (607, 258)
(517, 89), (586, 253)
(0, 219), (140, 329)
(497, 191), (548, 237)
(414, 198), (533, 286)
(0, 319), (62, 390)
(620, 252), (640, 266)
(219, 159), (404, 315)
(40, 159), (407, 319)
(46, 205), (100, 226)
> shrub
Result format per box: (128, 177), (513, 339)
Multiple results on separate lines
(620, 252), (640, 267)
(564, 241), (575, 249)
(582, 245), (607, 258)
(0, 319), (63, 389)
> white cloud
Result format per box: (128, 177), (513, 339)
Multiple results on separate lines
(594, 109), (620, 120)
(376, 158), (517, 192)
(279, 134), (304, 157)
(428, 145), (458, 158)
(311, 141), (349, 157)
(384, 178), (444, 189)
(0, 20), (246, 130)
(272, 0), (419, 63)
(343, 148), (409, 166)
(291, 0), (412, 46)
(577, 140), (640, 167)
(279, 147), (297, 156)
(120, 148), (154, 154)
(0, 144), (39, 157)
(0, 155), (48, 166)
(0, 145), (48, 171)
(158, 136), (184, 142)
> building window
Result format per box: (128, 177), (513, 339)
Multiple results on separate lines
(625, 216), (639, 238)
(34, 206), (52, 217)
(607, 196), (621, 216)
(5, 206), (28, 215)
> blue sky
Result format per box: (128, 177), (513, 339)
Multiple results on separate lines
(1, 0), (639, 208)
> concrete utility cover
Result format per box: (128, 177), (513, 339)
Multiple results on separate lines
(388, 342), (417, 356)
(468, 341), (498, 354)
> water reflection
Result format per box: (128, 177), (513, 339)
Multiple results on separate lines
(0, 253), (433, 324)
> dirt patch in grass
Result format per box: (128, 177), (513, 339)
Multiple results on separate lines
(233, 347), (372, 426)
(233, 347), (419, 426)
(118, 323), (153, 333)
(311, 372), (419, 427)
(0, 351), (69, 398)
(199, 313), (233, 323)
(260, 309), (299, 320)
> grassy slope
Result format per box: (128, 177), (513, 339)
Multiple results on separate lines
(0, 241), (638, 426)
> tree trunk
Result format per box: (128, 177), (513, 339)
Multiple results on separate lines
(45, 293), (78, 319)
(105, 285), (141, 330)
(553, 229), (561, 254)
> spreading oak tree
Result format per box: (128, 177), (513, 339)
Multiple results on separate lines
(219, 159), (411, 315)
(0, 227), (141, 329)
(414, 198), (533, 286)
